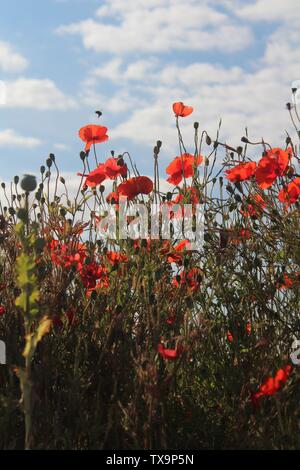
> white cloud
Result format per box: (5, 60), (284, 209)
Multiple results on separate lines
(56, 0), (253, 54)
(0, 41), (28, 72)
(235, 0), (300, 23)
(53, 143), (70, 151)
(0, 129), (42, 148)
(1, 78), (77, 110)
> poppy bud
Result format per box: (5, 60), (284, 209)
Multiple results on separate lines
(226, 184), (234, 194)
(206, 134), (211, 145)
(99, 185), (105, 193)
(80, 151), (86, 161)
(49, 153), (55, 162)
(194, 122), (199, 129)
(21, 174), (37, 192)
(40, 166), (45, 175)
(234, 181), (243, 193)
(117, 158), (124, 166)
(111, 150), (115, 157)
(157, 140), (162, 148)
(1, 182), (5, 189)
(14, 176), (19, 185)
(241, 136), (249, 144)
(8, 207), (15, 216)
(46, 158), (53, 168)
(60, 177), (65, 184)
(166, 192), (173, 201)
(219, 176), (223, 186)
(237, 146), (243, 155)
(286, 102), (292, 110)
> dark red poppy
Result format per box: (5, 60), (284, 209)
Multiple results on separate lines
(173, 102), (193, 117)
(166, 153), (203, 185)
(79, 124), (109, 152)
(225, 161), (256, 183)
(117, 176), (153, 200)
(0, 305), (5, 316)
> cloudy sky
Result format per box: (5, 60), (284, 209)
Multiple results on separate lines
(0, 0), (299, 182)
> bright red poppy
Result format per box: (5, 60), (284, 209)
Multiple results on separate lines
(158, 343), (182, 360)
(166, 153), (203, 186)
(278, 177), (300, 205)
(256, 148), (291, 189)
(117, 176), (153, 200)
(225, 161), (257, 183)
(252, 364), (292, 404)
(173, 102), (193, 117)
(79, 124), (109, 152)
(104, 157), (127, 180)
(78, 163), (107, 188)
(227, 331), (233, 343)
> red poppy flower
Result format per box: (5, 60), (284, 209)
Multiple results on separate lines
(48, 239), (86, 271)
(0, 305), (5, 316)
(246, 322), (252, 335)
(106, 191), (119, 204)
(104, 157), (127, 180)
(278, 177), (300, 205)
(240, 194), (266, 218)
(117, 176), (153, 200)
(78, 163), (107, 188)
(106, 251), (128, 266)
(166, 153), (203, 186)
(252, 364), (292, 404)
(79, 261), (107, 289)
(277, 272), (300, 290)
(227, 330), (233, 343)
(173, 267), (203, 292)
(79, 124), (109, 152)
(173, 102), (193, 117)
(158, 343), (182, 360)
(225, 161), (257, 183)
(256, 148), (291, 189)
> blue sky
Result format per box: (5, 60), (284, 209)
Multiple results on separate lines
(0, 0), (299, 184)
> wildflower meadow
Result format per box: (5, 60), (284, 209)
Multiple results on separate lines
(0, 96), (300, 451)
